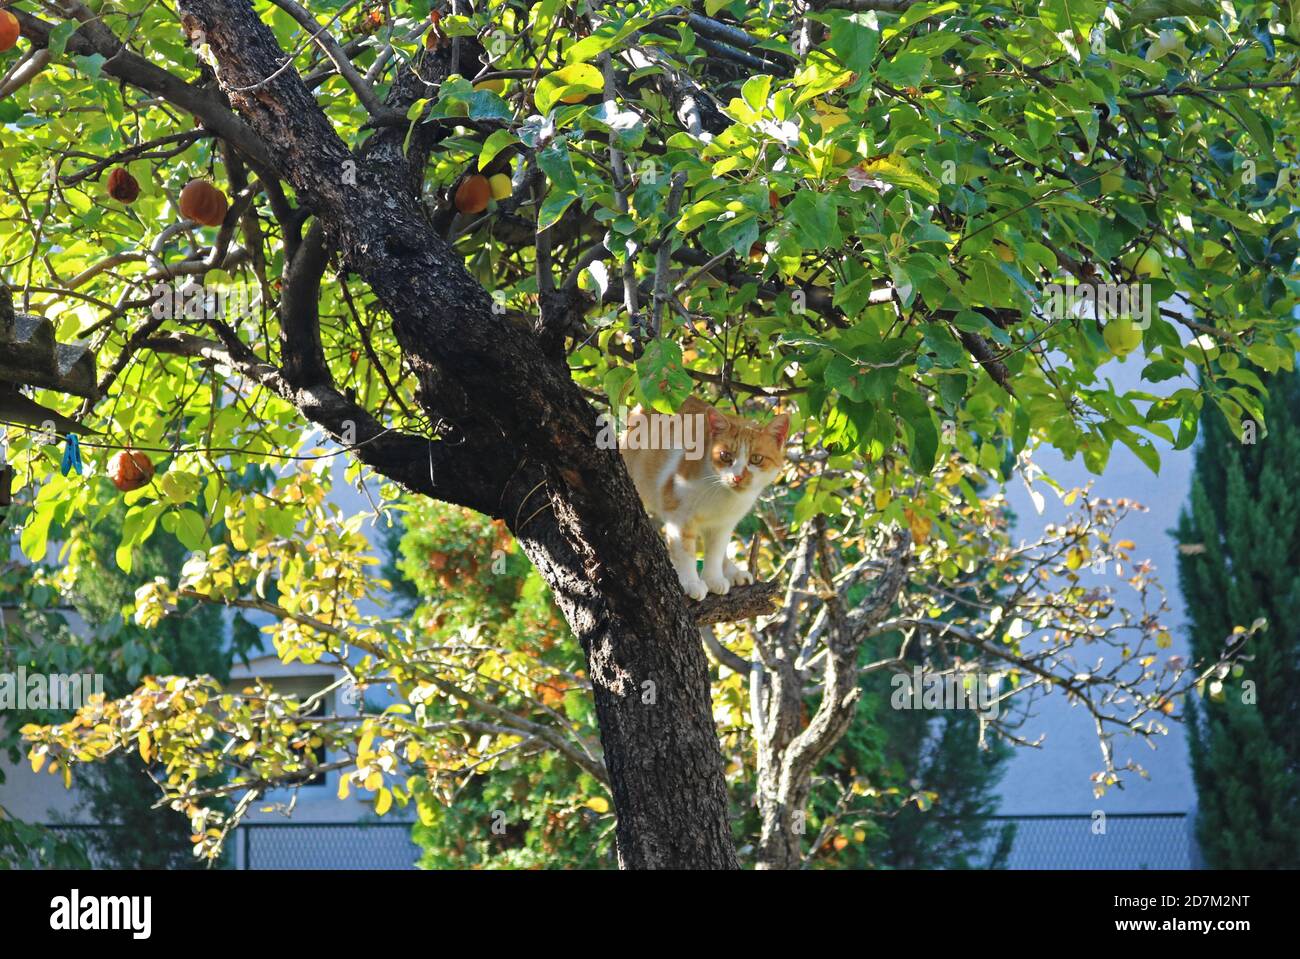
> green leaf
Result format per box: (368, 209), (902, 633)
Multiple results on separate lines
(858, 155), (939, 203)
(438, 15), (477, 37)
(741, 75), (773, 114)
(1125, 0), (1219, 24)
(537, 143), (579, 194)
(877, 53), (928, 88)
(921, 323), (964, 367)
(793, 51), (854, 105)
(896, 389), (939, 474)
(1012, 399), (1030, 454)
(566, 16), (644, 64)
(637, 339), (693, 413)
(478, 130), (519, 171)
(785, 192), (841, 250)
(73, 54), (107, 79)
(825, 356), (873, 402)
(604, 367), (636, 413)
(536, 190), (577, 232)
(961, 261), (1019, 308)
(714, 211), (759, 258)
(48, 21), (78, 59)
(463, 91), (512, 121)
(173, 509), (208, 552)
(678, 198), (731, 233)
(827, 13), (880, 74)
(889, 1), (960, 34)
(1040, 0), (1102, 35)
(406, 98), (430, 121)
(20, 509), (53, 563)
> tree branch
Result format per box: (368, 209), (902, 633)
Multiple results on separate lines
(691, 580), (782, 626)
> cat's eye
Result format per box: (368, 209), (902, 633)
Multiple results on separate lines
(718, 450), (734, 464)
(749, 454), (765, 467)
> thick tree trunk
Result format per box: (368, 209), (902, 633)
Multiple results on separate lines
(170, 0), (738, 868)
(510, 497), (738, 867)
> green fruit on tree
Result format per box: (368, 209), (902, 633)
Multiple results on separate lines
(1122, 246), (1163, 278)
(1103, 318), (1144, 357)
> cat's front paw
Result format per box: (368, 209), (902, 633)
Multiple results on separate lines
(726, 564), (754, 587)
(678, 572), (709, 601)
(703, 572), (732, 596)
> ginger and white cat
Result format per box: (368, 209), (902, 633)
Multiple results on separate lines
(619, 396), (789, 600)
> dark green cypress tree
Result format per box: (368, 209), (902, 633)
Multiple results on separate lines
(1176, 371), (1300, 868)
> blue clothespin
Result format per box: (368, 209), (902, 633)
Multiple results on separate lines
(60, 433), (83, 476)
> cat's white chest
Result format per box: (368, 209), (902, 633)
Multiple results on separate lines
(671, 473), (762, 529)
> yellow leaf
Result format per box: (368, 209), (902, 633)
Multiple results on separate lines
(905, 509), (931, 545)
(584, 796), (610, 814)
(139, 731), (152, 763)
(337, 775), (351, 800)
(535, 63), (603, 112)
(375, 788), (392, 816)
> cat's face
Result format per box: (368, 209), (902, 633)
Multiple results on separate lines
(704, 407), (790, 494)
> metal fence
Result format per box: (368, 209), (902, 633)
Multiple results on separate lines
(968, 813), (1201, 870)
(38, 812), (1198, 869)
(232, 821), (422, 870)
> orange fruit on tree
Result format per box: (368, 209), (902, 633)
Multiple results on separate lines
(107, 168), (140, 203)
(0, 10), (20, 54)
(454, 174), (490, 214)
(179, 179), (228, 226)
(107, 450), (155, 492)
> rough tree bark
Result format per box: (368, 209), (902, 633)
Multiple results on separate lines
(11, 1), (768, 867)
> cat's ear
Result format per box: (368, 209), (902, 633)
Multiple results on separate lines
(768, 413), (790, 446)
(705, 407), (729, 433)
